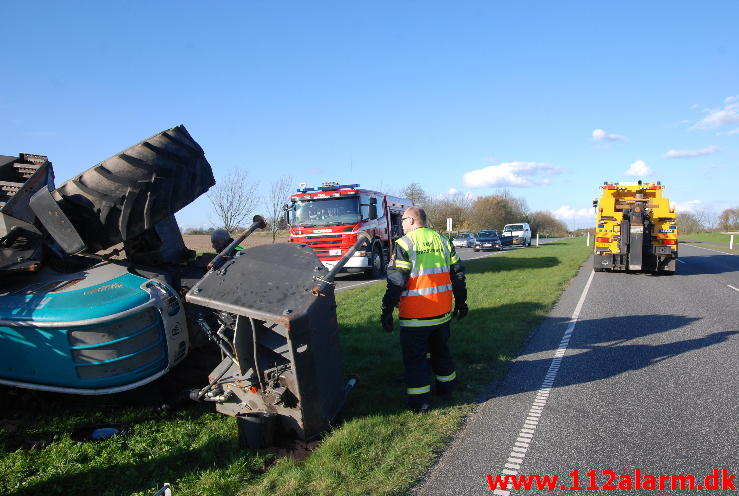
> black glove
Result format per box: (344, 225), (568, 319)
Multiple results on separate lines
(381, 308), (394, 333)
(453, 302), (468, 320)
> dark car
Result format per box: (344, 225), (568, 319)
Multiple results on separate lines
(474, 230), (504, 251)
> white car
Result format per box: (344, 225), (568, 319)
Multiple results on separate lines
(503, 223), (532, 246)
(452, 232), (476, 248)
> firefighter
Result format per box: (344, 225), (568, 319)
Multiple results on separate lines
(210, 228), (244, 253)
(381, 206), (468, 412)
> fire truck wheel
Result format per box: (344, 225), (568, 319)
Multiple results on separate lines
(52, 125), (215, 252)
(368, 243), (384, 278)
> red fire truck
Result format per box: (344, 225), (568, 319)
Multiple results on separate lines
(287, 183), (412, 277)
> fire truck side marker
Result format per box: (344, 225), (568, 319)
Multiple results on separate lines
(491, 269), (594, 496)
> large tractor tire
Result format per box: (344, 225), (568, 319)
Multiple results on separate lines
(51, 125), (215, 253)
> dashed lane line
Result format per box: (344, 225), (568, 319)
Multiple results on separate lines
(728, 285), (739, 293)
(491, 269), (595, 496)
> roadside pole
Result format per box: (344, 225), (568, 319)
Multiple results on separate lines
(536, 233), (539, 246)
(587, 232), (590, 247)
(721, 231), (738, 250)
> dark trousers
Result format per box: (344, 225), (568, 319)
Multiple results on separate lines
(399, 320), (456, 408)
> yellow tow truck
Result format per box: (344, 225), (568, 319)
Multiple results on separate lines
(593, 180), (677, 273)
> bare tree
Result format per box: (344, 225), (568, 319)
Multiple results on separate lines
(676, 211), (703, 233)
(528, 210), (568, 237)
(401, 182), (429, 206)
(468, 194), (528, 231)
(718, 207), (739, 231)
(264, 175), (294, 242)
(208, 169), (261, 232)
(425, 192), (473, 231)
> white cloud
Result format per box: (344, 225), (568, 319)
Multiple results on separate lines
(691, 98), (739, 130)
(447, 188), (459, 195)
(625, 160), (652, 177)
(553, 206), (594, 228)
(662, 145), (720, 159)
(718, 127), (739, 136)
(462, 161), (560, 188)
(592, 128), (627, 142)
(672, 200), (703, 213)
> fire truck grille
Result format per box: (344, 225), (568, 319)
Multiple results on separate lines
(306, 240), (342, 246)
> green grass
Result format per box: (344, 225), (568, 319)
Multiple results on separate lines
(681, 232), (738, 253)
(0, 238), (591, 496)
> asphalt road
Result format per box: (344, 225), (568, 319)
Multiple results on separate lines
(414, 243), (739, 495)
(334, 238), (563, 292)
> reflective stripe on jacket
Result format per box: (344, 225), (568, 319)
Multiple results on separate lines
(396, 228), (459, 321)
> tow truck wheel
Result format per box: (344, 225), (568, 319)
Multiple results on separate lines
(368, 244), (384, 278)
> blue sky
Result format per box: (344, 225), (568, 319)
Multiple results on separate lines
(2, 1), (737, 230)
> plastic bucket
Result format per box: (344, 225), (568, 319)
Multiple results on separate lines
(236, 412), (276, 449)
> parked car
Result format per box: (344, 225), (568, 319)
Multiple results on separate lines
(452, 232), (476, 248)
(503, 222), (532, 246)
(474, 230), (503, 251)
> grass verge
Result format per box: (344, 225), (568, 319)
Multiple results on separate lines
(1, 238), (591, 496)
(681, 232), (738, 254)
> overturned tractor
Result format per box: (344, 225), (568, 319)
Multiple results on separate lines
(0, 126), (357, 446)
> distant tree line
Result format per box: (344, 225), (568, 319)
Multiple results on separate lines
(677, 207), (739, 233)
(399, 183), (569, 236)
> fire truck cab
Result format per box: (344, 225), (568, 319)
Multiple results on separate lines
(287, 183), (412, 277)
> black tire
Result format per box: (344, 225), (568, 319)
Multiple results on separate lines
(53, 125), (215, 252)
(368, 243), (384, 279)
(473, 247), (480, 252)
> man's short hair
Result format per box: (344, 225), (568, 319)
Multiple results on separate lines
(211, 228), (234, 252)
(406, 206), (427, 226)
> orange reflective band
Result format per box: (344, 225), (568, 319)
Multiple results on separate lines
(596, 237), (612, 243)
(399, 290), (453, 319)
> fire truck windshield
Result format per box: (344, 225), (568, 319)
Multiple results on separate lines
(291, 197), (361, 227)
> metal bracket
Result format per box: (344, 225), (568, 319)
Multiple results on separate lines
(29, 186), (86, 254)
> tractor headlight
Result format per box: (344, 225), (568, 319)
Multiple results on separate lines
(143, 280), (181, 316)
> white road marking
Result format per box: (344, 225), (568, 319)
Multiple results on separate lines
(728, 285), (739, 293)
(685, 244), (737, 256)
(491, 269), (595, 496)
